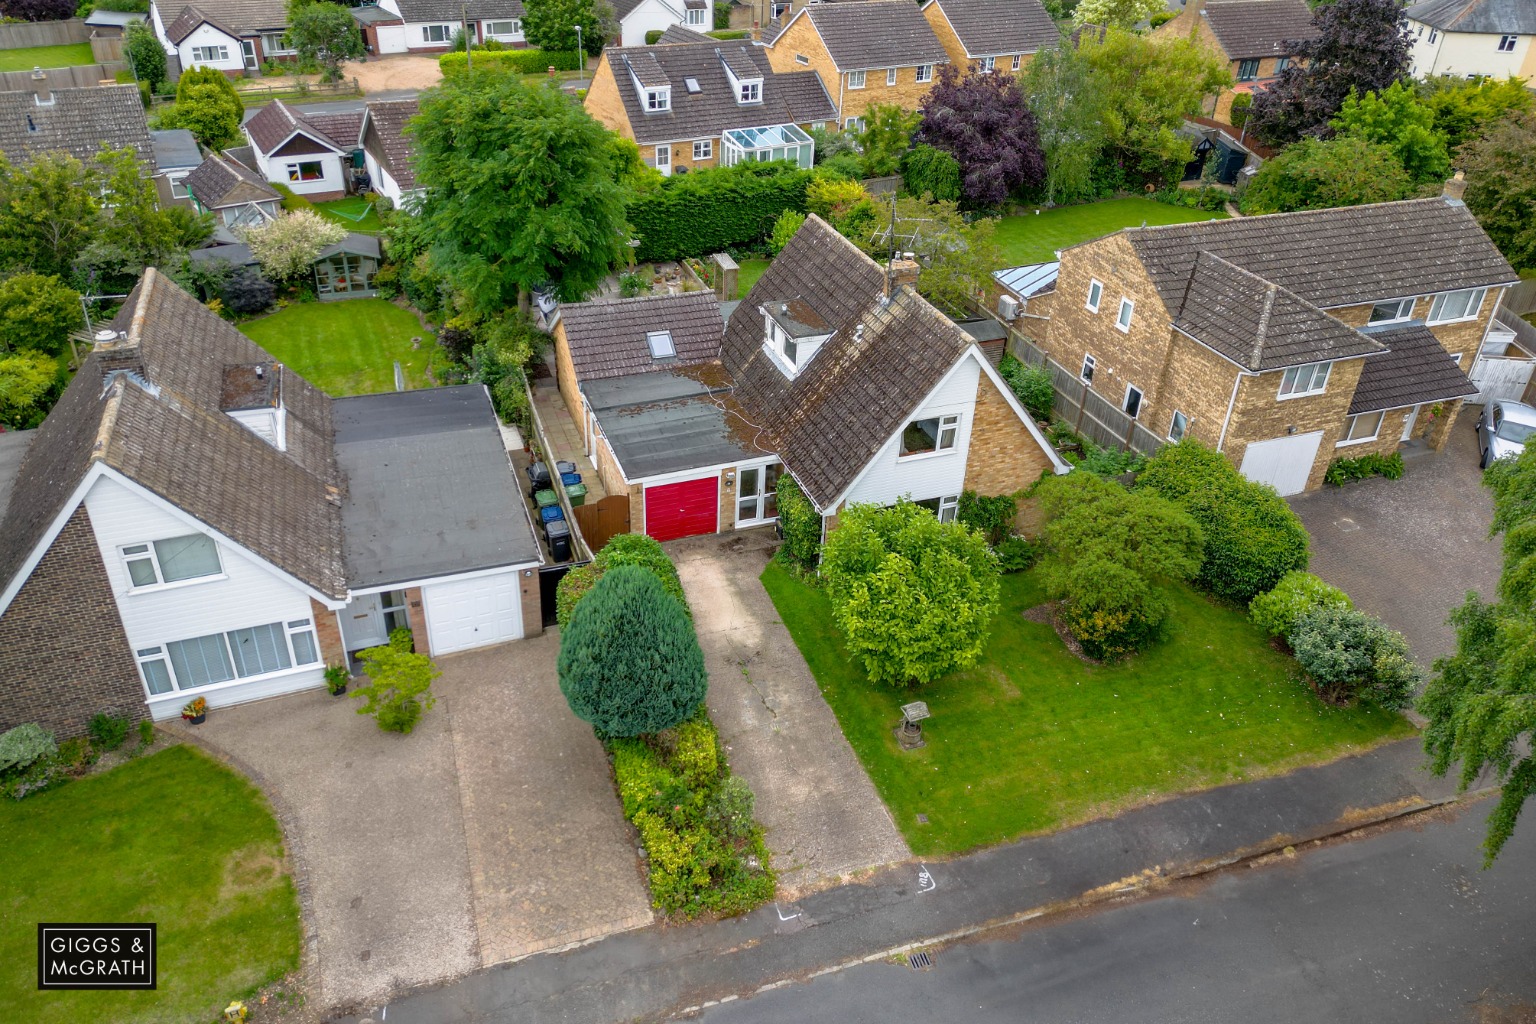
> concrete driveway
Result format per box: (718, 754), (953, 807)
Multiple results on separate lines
(1289, 418), (1502, 669)
(171, 632), (650, 1017)
(669, 530), (910, 895)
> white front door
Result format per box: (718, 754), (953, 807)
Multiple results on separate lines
(735, 462), (782, 527)
(1238, 431), (1323, 496)
(422, 571), (525, 655)
(1401, 405), (1420, 442)
(340, 593), (388, 651)
(241, 40), (258, 70)
(655, 145), (671, 177)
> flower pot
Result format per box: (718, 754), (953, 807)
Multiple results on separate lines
(185, 713), (206, 725)
(329, 684), (347, 697)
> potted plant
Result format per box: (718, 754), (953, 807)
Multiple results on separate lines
(324, 663), (350, 697)
(181, 697), (208, 725)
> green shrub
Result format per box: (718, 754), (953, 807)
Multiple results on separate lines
(599, 533), (689, 610)
(438, 48), (581, 76)
(995, 535), (1037, 573)
(352, 645), (440, 733)
(612, 739), (681, 817)
(137, 719), (155, 748)
(957, 490), (1018, 545)
(775, 474), (822, 570)
(0, 723), (55, 776)
(644, 29), (664, 43)
(1230, 92), (1253, 129)
(1248, 570), (1353, 639)
(618, 271), (648, 297)
(670, 714), (722, 789)
(769, 208), (806, 255)
(901, 144), (962, 203)
(999, 354), (1053, 421)
(1149, 9), (1176, 27)
(708, 29), (748, 39)
(628, 162), (813, 262)
(705, 774), (756, 839)
(87, 712), (131, 752)
(1137, 440), (1310, 604)
(491, 371), (533, 435)
(1077, 445), (1146, 478)
(1057, 558), (1167, 660)
(1290, 606), (1419, 710)
(388, 626), (414, 652)
(1325, 451), (1404, 486)
(555, 561), (603, 630)
(714, 2), (730, 29)
(55, 736), (98, 775)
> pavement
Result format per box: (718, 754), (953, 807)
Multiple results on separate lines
(668, 529), (911, 894)
(1290, 417), (1502, 669)
(529, 377), (608, 502)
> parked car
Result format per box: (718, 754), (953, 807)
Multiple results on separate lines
(1476, 400), (1536, 468)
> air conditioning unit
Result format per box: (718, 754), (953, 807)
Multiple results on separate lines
(997, 294), (1020, 321)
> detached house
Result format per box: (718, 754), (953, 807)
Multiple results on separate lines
(920, 0), (1059, 76)
(0, 270), (544, 738)
(0, 82), (153, 169)
(553, 215), (1067, 542)
(243, 99), (362, 200)
(1154, 0), (1319, 122)
(612, 0), (713, 47)
(1035, 192), (1517, 495)
(150, 0), (292, 75)
(358, 98), (422, 208)
(1406, 0), (1536, 82)
(585, 38), (835, 174)
(358, 0), (527, 54)
(763, 0), (949, 130)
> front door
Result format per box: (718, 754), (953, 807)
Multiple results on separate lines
(241, 40), (258, 71)
(340, 593), (387, 651)
(735, 462), (782, 527)
(1401, 405), (1420, 442)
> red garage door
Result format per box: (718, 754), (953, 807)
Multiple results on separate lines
(645, 476), (719, 542)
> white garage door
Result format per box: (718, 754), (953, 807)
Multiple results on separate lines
(1238, 432), (1323, 496)
(375, 24), (409, 53)
(422, 571), (525, 655)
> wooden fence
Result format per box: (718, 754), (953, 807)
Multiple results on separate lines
(0, 63), (123, 91)
(572, 495), (631, 553)
(1007, 327), (1166, 457)
(1503, 279), (1536, 316)
(0, 18), (90, 49)
(90, 34), (123, 63)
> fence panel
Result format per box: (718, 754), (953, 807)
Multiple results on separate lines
(90, 34), (123, 63)
(861, 174), (902, 195)
(0, 62), (123, 91)
(0, 18), (90, 49)
(1130, 423), (1165, 455)
(1503, 279), (1536, 316)
(571, 494), (631, 553)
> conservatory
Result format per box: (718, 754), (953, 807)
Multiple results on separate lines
(720, 124), (815, 169)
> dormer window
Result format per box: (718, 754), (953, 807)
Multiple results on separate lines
(718, 47), (764, 106)
(646, 330), (675, 359)
(761, 297), (832, 378)
(646, 87), (670, 112)
(739, 80), (761, 103)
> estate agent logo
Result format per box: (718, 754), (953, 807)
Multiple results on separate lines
(37, 924), (157, 990)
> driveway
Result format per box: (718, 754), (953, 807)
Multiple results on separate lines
(342, 54), (442, 95)
(669, 530), (911, 895)
(170, 632), (650, 1016)
(1289, 418), (1502, 670)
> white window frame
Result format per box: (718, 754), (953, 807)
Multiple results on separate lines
(809, 120), (825, 130)
(1498, 35), (1517, 52)
(916, 64), (933, 83)
(190, 45), (229, 63)
(1367, 296), (1416, 324)
(261, 33), (295, 56)
(422, 24), (453, 43)
(898, 413), (961, 459)
(938, 494), (959, 523)
(1278, 361), (1332, 399)
(848, 69), (866, 89)
(135, 618), (321, 699)
(739, 80), (761, 103)
(1116, 297), (1134, 332)
(980, 56), (996, 73)
(168, 172), (191, 198)
(1168, 409), (1188, 442)
(287, 160), (325, 183)
(886, 67), (897, 86)
(646, 87), (671, 112)
(484, 19), (521, 35)
(693, 139), (712, 160)
(1123, 384), (1144, 419)
(795, 53), (810, 65)
(844, 116), (864, 132)
(120, 535), (225, 592)
(686, 7), (706, 25)
(1336, 410), (1385, 446)
(1011, 54), (1021, 71)
(1080, 353), (1096, 384)
(1086, 278), (1103, 312)
(1427, 287), (1486, 325)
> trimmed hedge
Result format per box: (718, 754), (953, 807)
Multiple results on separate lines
(439, 48), (582, 76)
(628, 162), (813, 262)
(1249, 570), (1352, 639)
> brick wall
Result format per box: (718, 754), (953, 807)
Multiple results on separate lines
(1150, 333), (1244, 449)
(403, 586), (430, 654)
(311, 598), (344, 666)
(0, 507), (148, 738)
(922, 9), (1034, 77)
(1224, 357), (1369, 491)
(719, 466), (737, 532)
(552, 321), (590, 448)
(1328, 289), (1503, 367)
(963, 373), (1055, 495)
(583, 56), (630, 138)
(765, 16), (941, 123)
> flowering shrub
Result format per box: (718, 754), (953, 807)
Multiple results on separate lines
(238, 210), (347, 283)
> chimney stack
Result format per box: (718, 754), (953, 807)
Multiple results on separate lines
(31, 68), (51, 107)
(751, 21), (761, 42)
(885, 255), (921, 296)
(1442, 170), (1468, 205)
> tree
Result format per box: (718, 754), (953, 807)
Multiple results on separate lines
(0, 154), (102, 277)
(351, 644), (440, 733)
(154, 67), (244, 150)
(769, 209), (805, 255)
(1330, 80), (1450, 184)
(0, 351), (57, 428)
(1240, 136), (1414, 215)
(239, 210), (347, 283)
(1247, 0), (1413, 146)
(0, 274), (80, 355)
(856, 104), (919, 177)
(820, 501), (1001, 687)
(1459, 113), (1536, 272)
(287, 0), (364, 83)
(852, 194), (1002, 315)
(98, 147), (196, 272)
(1072, 0), (1164, 27)
(557, 565), (707, 737)
(0, 0), (74, 20)
(221, 266), (278, 314)
(124, 20), (167, 93)
(412, 72), (629, 312)
(1021, 43), (1107, 205)
(913, 66), (1045, 209)
(1419, 75), (1533, 152)
(900, 145), (961, 203)
(522, 0), (611, 56)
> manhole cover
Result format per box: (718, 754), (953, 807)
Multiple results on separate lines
(1336, 518), (1360, 533)
(908, 951), (933, 970)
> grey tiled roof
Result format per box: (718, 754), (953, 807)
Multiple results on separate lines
(390, 0), (525, 22)
(245, 99), (350, 156)
(304, 110), (363, 149)
(167, 4), (238, 43)
(0, 84), (152, 168)
(605, 41), (835, 144)
(1406, 0), (1536, 33)
(792, 1), (949, 70)
(1124, 198), (1518, 313)
(157, 0), (288, 37)
(922, 0), (1060, 57)
(658, 24), (713, 43)
(1202, 0), (1319, 59)
(360, 99), (419, 190)
(185, 151), (280, 207)
(1347, 324), (1479, 414)
(1172, 252), (1385, 371)
(0, 270), (347, 603)
(559, 292), (723, 381)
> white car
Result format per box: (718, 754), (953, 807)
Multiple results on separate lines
(1476, 400), (1536, 468)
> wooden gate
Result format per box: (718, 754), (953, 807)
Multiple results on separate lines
(572, 494), (630, 553)
(1470, 355), (1535, 405)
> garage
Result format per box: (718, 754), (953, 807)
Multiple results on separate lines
(645, 476), (719, 542)
(1239, 432), (1323, 496)
(422, 571), (525, 655)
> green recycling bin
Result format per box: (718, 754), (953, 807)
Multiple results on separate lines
(534, 488), (559, 509)
(565, 483), (588, 507)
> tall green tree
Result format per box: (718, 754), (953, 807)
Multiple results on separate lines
(1240, 135), (1414, 215)
(1021, 42), (1107, 205)
(1072, 0), (1164, 27)
(154, 67), (243, 149)
(0, 273), (80, 354)
(522, 0), (611, 56)
(0, 351), (57, 429)
(123, 19), (167, 93)
(1330, 80), (1450, 185)
(856, 104), (920, 177)
(1419, 75), (1533, 152)
(1459, 112), (1536, 272)
(287, 0), (364, 82)
(853, 194), (1001, 316)
(0, 154), (101, 277)
(411, 71), (629, 312)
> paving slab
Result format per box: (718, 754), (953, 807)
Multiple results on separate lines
(668, 530), (911, 894)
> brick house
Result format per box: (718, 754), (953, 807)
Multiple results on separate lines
(0, 271), (544, 738)
(1033, 193), (1517, 495)
(1153, 0), (1319, 122)
(920, 0), (1059, 76)
(584, 38), (835, 175)
(243, 99), (361, 201)
(763, 0), (950, 131)
(183, 151), (282, 243)
(0, 82), (153, 170)
(552, 215), (1068, 542)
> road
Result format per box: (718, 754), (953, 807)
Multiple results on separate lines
(697, 804), (1536, 1024)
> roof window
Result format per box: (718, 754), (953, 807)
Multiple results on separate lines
(646, 330), (676, 358)
(684, 77), (701, 94)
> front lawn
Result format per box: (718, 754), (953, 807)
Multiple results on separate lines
(735, 258), (769, 300)
(0, 43), (94, 72)
(763, 563), (1414, 857)
(995, 198), (1228, 266)
(312, 196), (384, 234)
(0, 746), (301, 1024)
(240, 298), (433, 395)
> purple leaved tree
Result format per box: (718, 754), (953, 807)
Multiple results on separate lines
(914, 66), (1045, 210)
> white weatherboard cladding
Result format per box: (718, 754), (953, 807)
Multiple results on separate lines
(178, 22), (245, 71)
(82, 475), (324, 715)
(841, 355), (979, 507)
(423, 569), (524, 654)
(363, 150), (404, 205)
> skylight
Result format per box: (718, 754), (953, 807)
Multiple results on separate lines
(684, 77), (701, 94)
(646, 330), (676, 358)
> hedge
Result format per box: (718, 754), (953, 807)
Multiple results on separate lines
(439, 48), (582, 76)
(627, 162), (813, 262)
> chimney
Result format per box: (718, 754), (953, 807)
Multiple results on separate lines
(93, 328), (128, 351)
(31, 68), (51, 106)
(1442, 170), (1467, 205)
(885, 255), (920, 296)
(751, 20), (761, 42)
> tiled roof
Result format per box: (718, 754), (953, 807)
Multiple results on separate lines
(657, 24), (712, 43)
(1172, 252), (1385, 371)
(1406, 0), (1536, 33)
(922, 0), (1059, 58)
(604, 41), (835, 145)
(391, 0), (525, 21)
(0, 83), (152, 168)
(559, 292), (723, 380)
(185, 151), (280, 207)
(244, 99), (350, 156)
(157, 0), (288, 37)
(1348, 324), (1479, 414)
(304, 110), (362, 149)
(1201, 0), (1319, 59)
(360, 99), (419, 190)
(721, 215), (977, 508)
(1123, 198), (1518, 313)
(0, 270), (347, 604)
(166, 4), (239, 43)
(792, 1), (949, 70)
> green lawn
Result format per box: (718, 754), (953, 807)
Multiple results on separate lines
(0, 43), (95, 72)
(241, 298), (433, 395)
(996, 198), (1229, 266)
(0, 746), (301, 1024)
(312, 196), (384, 234)
(763, 563), (1414, 857)
(735, 258), (770, 300)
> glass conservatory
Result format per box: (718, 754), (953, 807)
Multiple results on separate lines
(720, 124), (815, 169)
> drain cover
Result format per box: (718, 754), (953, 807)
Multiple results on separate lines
(908, 951), (933, 970)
